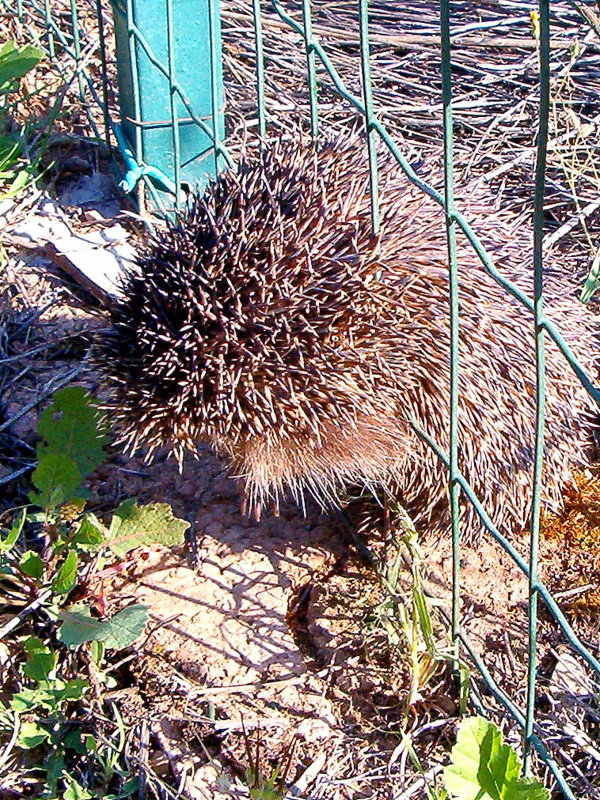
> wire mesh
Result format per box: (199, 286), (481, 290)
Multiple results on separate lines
(1, 0), (600, 794)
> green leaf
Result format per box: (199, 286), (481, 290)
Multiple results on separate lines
(72, 514), (106, 549)
(0, 135), (20, 166)
(444, 717), (549, 800)
(52, 549), (78, 595)
(108, 500), (189, 558)
(118, 777), (140, 797)
(504, 779), (551, 800)
(22, 637), (57, 683)
(11, 687), (50, 712)
(0, 41), (44, 92)
(580, 245), (600, 304)
(29, 452), (81, 511)
(13, 678), (88, 716)
(23, 636), (50, 653)
(36, 387), (108, 479)
(445, 717), (517, 800)
(100, 604), (149, 649)
(56, 678), (88, 703)
(62, 728), (86, 754)
(27, 511), (48, 523)
(46, 750), (66, 796)
(57, 607), (103, 648)
(0, 507), (26, 552)
(63, 774), (93, 800)
(22, 651), (57, 682)
(58, 604), (148, 650)
(18, 720), (50, 749)
(19, 550), (44, 580)
(90, 639), (105, 665)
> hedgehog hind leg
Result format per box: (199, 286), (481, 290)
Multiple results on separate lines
(239, 487), (265, 522)
(239, 474), (287, 521)
(344, 486), (408, 543)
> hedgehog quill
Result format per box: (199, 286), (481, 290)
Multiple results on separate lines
(95, 135), (598, 540)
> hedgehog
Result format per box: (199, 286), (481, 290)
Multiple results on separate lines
(94, 134), (598, 541)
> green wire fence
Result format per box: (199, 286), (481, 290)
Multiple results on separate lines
(1, 0), (599, 795)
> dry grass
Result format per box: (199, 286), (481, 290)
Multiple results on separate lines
(542, 471), (600, 612)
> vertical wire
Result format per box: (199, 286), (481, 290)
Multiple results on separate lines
(252, 0), (266, 138)
(207, 0), (222, 177)
(439, 0), (461, 659)
(68, 0), (85, 103)
(165, 0), (181, 209)
(301, 0), (318, 139)
(358, 0), (379, 235)
(524, 0), (550, 773)
(142, 173), (169, 217)
(125, 0), (143, 207)
(95, 0), (112, 152)
(43, 0), (55, 59)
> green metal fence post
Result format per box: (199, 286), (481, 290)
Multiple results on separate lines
(110, 0), (226, 211)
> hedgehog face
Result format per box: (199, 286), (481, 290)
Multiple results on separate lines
(98, 137), (390, 461)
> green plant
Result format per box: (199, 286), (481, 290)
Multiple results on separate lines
(0, 387), (189, 798)
(0, 39), (44, 91)
(242, 721), (298, 800)
(443, 717), (550, 800)
(2, 635), (91, 797)
(369, 507), (466, 711)
(83, 703), (140, 799)
(0, 40), (45, 200)
(0, 634), (138, 799)
(1, 387), (188, 641)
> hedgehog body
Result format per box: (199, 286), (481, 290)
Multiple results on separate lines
(96, 136), (598, 539)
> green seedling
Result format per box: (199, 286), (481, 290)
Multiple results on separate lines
(242, 720), (298, 800)
(0, 387), (188, 630)
(444, 717), (550, 800)
(0, 40), (44, 201)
